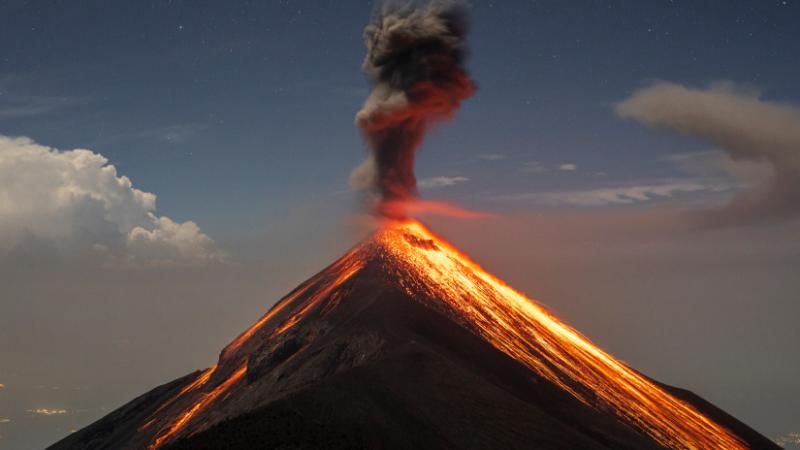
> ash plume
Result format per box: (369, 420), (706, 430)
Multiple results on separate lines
(352, 0), (476, 219)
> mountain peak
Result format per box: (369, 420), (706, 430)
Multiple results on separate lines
(50, 221), (778, 450)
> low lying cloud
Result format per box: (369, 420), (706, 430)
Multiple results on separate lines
(501, 181), (716, 207)
(0, 135), (223, 267)
(27, 408), (67, 416)
(521, 161), (579, 175)
(417, 176), (469, 190)
(664, 151), (774, 183)
(617, 81), (800, 226)
(521, 161), (547, 174)
(476, 153), (506, 161)
(0, 92), (80, 120)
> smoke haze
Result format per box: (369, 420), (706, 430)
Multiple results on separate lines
(617, 82), (800, 227)
(353, 0), (476, 219)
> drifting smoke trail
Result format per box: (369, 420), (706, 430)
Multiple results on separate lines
(353, 0), (476, 219)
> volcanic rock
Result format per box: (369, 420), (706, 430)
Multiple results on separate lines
(49, 222), (779, 450)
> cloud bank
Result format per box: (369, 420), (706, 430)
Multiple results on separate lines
(617, 81), (800, 226)
(418, 175), (469, 189)
(0, 135), (223, 266)
(505, 181), (712, 207)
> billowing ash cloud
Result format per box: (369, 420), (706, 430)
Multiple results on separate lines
(617, 82), (800, 227)
(352, 0), (476, 218)
(0, 135), (224, 267)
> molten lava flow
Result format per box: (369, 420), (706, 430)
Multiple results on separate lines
(272, 258), (364, 336)
(138, 365), (217, 432)
(221, 253), (365, 361)
(220, 285), (310, 359)
(139, 219), (746, 450)
(148, 365), (247, 450)
(142, 254), (365, 449)
(372, 220), (746, 450)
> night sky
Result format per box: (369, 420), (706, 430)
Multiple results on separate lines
(1, 1), (799, 449)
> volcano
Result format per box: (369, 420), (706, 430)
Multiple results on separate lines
(50, 221), (778, 450)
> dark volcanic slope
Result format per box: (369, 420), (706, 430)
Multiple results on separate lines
(50, 223), (779, 450)
(50, 266), (654, 450)
(167, 285), (660, 450)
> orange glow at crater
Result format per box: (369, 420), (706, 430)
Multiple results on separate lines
(379, 198), (493, 220)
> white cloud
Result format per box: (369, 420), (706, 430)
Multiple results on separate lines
(521, 161), (547, 174)
(0, 135), (223, 266)
(417, 176), (469, 189)
(476, 153), (505, 161)
(155, 124), (201, 144)
(617, 81), (800, 226)
(127, 216), (220, 266)
(0, 93), (79, 119)
(349, 157), (377, 191)
(27, 408), (67, 416)
(0, 78), (85, 118)
(664, 150), (774, 185)
(501, 181), (716, 206)
(522, 161), (580, 174)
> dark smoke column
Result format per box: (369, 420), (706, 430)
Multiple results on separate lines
(353, 0), (476, 219)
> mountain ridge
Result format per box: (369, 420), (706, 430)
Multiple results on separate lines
(49, 221), (779, 450)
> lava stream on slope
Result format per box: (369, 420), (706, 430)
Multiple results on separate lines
(142, 220), (746, 450)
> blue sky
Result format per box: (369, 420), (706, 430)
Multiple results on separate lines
(2, 0), (798, 236)
(2, 1), (799, 448)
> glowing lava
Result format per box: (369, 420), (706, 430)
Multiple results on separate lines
(144, 256), (365, 449)
(369, 220), (746, 450)
(138, 365), (217, 432)
(148, 365), (246, 450)
(141, 219), (747, 450)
